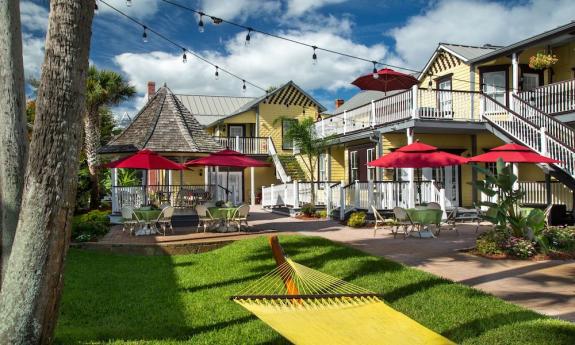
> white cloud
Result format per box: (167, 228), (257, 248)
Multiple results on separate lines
(98, 0), (159, 19)
(199, 0), (281, 22)
(391, 0), (575, 69)
(20, 1), (48, 31)
(286, 0), (347, 16)
(22, 34), (45, 79)
(113, 27), (386, 102)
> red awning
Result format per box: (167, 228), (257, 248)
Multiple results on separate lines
(352, 68), (418, 93)
(184, 149), (270, 168)
(468, 143), (560, 164)
(368, 141), (469, 168)
(105, 149), (185, 170)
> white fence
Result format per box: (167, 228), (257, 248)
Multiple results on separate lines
(214, 136), (268, 155)
(518, 79), (575, 115)
(480, 181), (573, 211)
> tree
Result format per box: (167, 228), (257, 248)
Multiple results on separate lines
(0, 0), (29, 282)
(85, 66), (135, 209)
(276, 116), (330, 205)
(0, 1), (95, 343)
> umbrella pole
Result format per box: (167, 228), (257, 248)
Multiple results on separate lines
(226, 167), (230, 202)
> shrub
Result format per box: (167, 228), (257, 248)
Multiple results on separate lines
(347, 211), (366, 228)
(315, 210), (327, 219)
(300, 203), (315, 217)
(504, 236), (536, 259)
(476, 230), (507, 256)
(543, 227), (575, 250)
(71, 210), (110, 242)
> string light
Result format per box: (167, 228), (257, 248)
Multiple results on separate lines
(215, 66), (219, 80)
(142, 25), (148, 42)
(242, 80), (246, 93)
(126, 0), (132, 7)
(372, 61), (379, 79)
(211, 16), (222, 24)
(198, 12), (205, 33)
(245, 28), (252, 46)
(312, 46), (317, 65)
(182, 48), (187, 63)
(428, 78), (433, 88)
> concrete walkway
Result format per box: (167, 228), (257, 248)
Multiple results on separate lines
(248, 207), (575, 322)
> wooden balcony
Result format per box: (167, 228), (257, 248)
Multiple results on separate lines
(213, 136), (269, 155)
(518, 79), (575, 115)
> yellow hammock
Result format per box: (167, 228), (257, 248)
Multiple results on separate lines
(231, 236), (455, 345)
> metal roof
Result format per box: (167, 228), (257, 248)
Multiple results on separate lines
(469, 21), (575, 64)
(440, 43), (500, 61)
(331, 90), (403, 115)
(175, 94), (256, 126)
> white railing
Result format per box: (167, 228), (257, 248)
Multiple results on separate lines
(267, 137), (290, 183)
(214, 136), (268, 155)
(315, 89), (413, 138)
(261, 181), (339, 208)
(518, 79), (575, 115)
(481, 94), (575, 180)
(480, 181), (573, 211)
(111, 184), (218, 213)
(511, 94), (575, 149)
(417, 89), (479, 121)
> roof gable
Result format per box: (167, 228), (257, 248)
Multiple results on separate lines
(418, 43), (498, 81)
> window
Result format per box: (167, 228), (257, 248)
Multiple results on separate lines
(485, 162), (497, 176)
(318, 153), (327, 181)
(482, 70), (507, 106)
(522, 73), (539, 91)
(350, 151), (358, 181)
(366, 148), (375, 181)
(437, 76), (453, 114)
(282, 119), (296, 150)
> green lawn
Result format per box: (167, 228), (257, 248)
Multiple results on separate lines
(56, 235), (575, 344)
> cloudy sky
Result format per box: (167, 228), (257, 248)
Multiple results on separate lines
(21, 0), (575, 116)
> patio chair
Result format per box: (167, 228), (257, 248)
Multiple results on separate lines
(442, 207), (480, 236)
(426, 202), (441, 210)
(121, 206), (142, 236)
(231, 204), (250, 231)
(392, 207), (414, 239)
(196, 204), (215, 232)
(371, 206), (390, 238)
(155, 206), (175, 236)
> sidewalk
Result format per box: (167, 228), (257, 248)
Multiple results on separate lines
(248, 207), (575, 322)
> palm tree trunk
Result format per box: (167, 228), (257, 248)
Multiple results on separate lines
(0, 1), (94, 344)
(84, 109), (101, 209)
(0, 0), (29, 284)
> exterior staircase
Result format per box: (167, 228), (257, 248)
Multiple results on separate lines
(481, 93), (575, 190)
(277, 155), (307, 181)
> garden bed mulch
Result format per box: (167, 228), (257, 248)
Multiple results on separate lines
(463, 248), (575, 261)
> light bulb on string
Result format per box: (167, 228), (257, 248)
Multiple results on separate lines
(126, 0), (132, 7)
(182, 49), (187, 63)
(242, 80), (246, 93)
(312, 46), (317, 65)
(245, 28), (252, 46)
(372, 61), (379, 79)
(198, 12), (205, 33)
(215, 66), (219, 80)
(142, 26), (148, 43)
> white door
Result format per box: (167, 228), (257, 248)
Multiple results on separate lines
(212, 171), (243, 204)
(483, 71), (507, 106)
(438, 79), (453, 116)
(432, 166), (459, 207)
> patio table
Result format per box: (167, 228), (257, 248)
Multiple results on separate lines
(133, 209), (162, 236)
(406, 208), (442, 238)
(208, 207), (238, 232)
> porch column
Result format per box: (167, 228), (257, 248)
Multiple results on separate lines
(111, 168), (118, 213)
(545, 173), (552, 206)
(339, 180), (345, 221)
(375, 131), (383, 181)
(512, 52), (520, 95)
(406, 128), (415, 208)
(250, 167), (256, 206)
(512, 163), (519, 191)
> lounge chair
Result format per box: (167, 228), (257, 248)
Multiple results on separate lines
(392, 207), (414, 239)
(121, 206), (142, 236)
(155, 206), (175, 236)
(196, 204), (215, 232)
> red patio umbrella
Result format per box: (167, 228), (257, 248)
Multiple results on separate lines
(368, 141), (469, 168)
(185, 149), (270, 201)
(468, 143), (560, 164)
(105, 149), (185, 170)
(352, 68), (418, 93)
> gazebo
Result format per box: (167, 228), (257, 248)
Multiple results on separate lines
(98, 85), (223, 213)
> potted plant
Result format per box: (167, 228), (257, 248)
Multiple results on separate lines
(528, 51), (558, 70)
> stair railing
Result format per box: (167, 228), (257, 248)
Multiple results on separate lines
(481, 93), (575, 179)
(267, 137), (291, 183)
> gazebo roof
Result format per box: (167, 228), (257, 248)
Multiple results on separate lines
(99, 86), (222, 155)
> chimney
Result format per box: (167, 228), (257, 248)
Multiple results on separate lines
(147, 81), (156, 99)
(335, 99), (345, 108)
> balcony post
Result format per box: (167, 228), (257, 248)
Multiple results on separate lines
(512, 52), (519, 95)
(111, 168), (118, 213)
(250, 167), (256, 206)
(540, 127), (548, 155)
(325, 181), (331, 217)
(343, 110), (347, 135)
(411, 85), (419, 119)
(370, 100), (376, 127)
(293, 180), (299, 208)
(235, 135), (241, 152)
(367, 180), (374, 213)
(339, 180), (345, 221)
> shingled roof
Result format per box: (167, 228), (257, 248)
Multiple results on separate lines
(99, 86), (222, 155)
